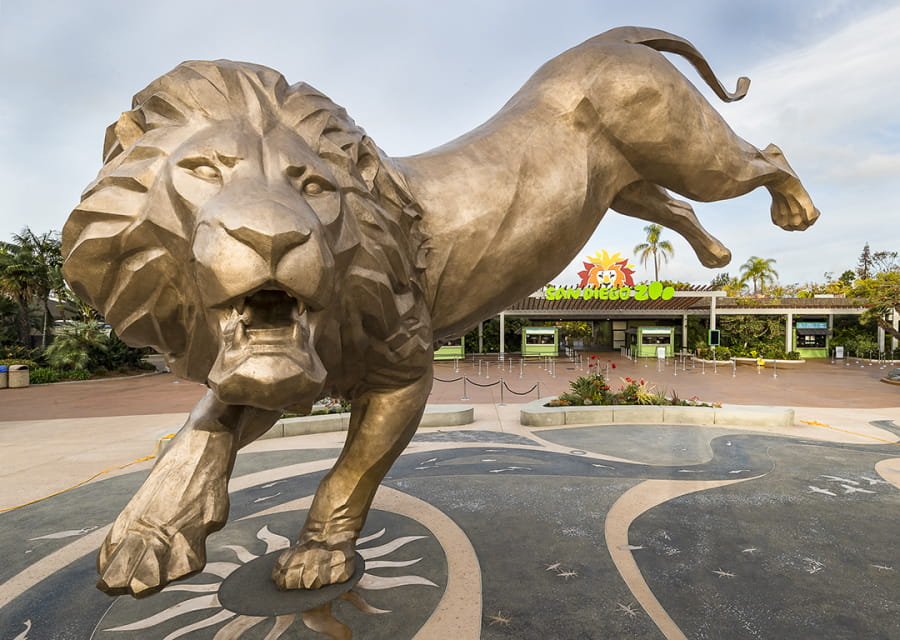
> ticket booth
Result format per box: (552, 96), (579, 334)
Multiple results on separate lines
(434, 337), (465, 360)
(633, 326), (675, 358)
(522, 327), (559, 357)
(794, 320), (829, 358)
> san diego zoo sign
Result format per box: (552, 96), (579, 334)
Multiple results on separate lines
(544, 250), (676, 301)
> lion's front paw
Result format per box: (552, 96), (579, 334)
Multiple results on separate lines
(97, 521), (205, 597)
(271, 540), (356, 590)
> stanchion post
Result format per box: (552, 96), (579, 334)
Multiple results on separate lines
(537, 381), (541, 400)
(520, 358), (524, 379)
(772, 359), (778, 379)
(461, 377), (469, 401)
(499, 378), (505, 405)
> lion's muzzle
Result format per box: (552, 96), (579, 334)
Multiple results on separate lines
(208, 289), (327, 411)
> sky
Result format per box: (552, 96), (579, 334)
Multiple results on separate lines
(1, 0), (898, 287)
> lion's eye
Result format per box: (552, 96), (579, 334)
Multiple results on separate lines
(177, 157), (222, 181)
(304, 181), (324, 196)
(191, 164), (221, 180)
(302, 177), (334, 196)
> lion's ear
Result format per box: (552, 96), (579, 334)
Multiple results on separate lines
(102, 110), (146, 163)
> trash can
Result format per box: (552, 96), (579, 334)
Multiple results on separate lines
(0, 365), (7, 389)
(8, 365), (29, 388)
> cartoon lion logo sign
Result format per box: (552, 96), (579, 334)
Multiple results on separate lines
(62, 26), (819, 596)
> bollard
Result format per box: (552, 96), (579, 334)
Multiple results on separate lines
(732, 358), (736, 378)
(461, 377), (469, 401)
(478, 360), (483, 377)
(485, 361), (490, 379)
(499, 378), (505, 405)
(772, 359), (778, 379)
(454, 358), (459, 373)
(520, 358), (524, 379)
(537, 381), (541, 400)
(701, 360), (705, 375)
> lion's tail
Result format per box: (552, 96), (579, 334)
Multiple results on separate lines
(608, 26), (750, 102)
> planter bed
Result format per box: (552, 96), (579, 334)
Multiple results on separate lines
(521, 398), (794, 428)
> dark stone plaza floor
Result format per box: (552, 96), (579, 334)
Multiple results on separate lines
(1, 359), (898, 639)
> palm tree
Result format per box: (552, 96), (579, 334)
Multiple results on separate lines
(633, 224), (674, 281)
(0, 241), (41, 345)
(739, 256), (778, 295)
(12, 228), (63, 348)
(44, 319), (107, 370)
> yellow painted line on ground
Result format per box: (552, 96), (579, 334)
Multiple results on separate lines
(799, 420), (898, 445)
(0, 454), (156, 514)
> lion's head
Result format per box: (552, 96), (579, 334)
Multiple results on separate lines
(62, 60), (432, 412)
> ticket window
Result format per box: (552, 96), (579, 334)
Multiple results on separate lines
(526, 333), (556, 345)
(641, 334), (671, 346)
(797, 333), (826, 348)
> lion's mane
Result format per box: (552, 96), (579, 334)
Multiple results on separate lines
(62, 61), (432, 385)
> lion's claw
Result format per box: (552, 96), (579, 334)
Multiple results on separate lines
(272, 541), (355, 590)
(97, 524), (205, 597)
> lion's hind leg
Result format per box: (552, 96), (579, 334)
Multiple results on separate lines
(612, 181), (731, 268)
(97, 392), (279, 596)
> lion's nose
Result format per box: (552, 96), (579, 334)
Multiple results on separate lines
(223, 224), (311, 266)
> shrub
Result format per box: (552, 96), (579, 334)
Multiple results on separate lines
(545, 374), (716, 407)
(618, 377), (665, 405)
(45, 320), (106, 371)
(0, 358), (37, 368)
(29, 367), (60, 384)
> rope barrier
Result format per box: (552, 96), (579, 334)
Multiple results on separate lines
(433, 374), (539, 396)
(464, 377), (502, 388)
(502, 380), (539, 395)
(433, 375), (465, 383)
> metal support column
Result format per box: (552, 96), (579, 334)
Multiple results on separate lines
(682, 313), (688, 351)
(709, 295), (717, 331)
(478, 321), (483, 354)
(499, 312), (505, 360)
(893, 311), (899, 352)
(785, 312), (793, 353)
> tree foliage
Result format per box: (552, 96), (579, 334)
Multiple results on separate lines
(739, 256), (778, 295)
(633, 224), (674, 281)
(0, 228), (64, 347)
(852, 270), (900, 342)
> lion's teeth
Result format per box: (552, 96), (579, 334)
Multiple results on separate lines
(235, 318), (248, 345)
(235, 298), (246, 315)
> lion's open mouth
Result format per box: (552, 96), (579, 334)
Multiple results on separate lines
(208, 289), (327, 411)
(234, 290), (306, 352)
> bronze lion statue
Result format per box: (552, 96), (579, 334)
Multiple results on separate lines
(62, 26), (819, 597)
